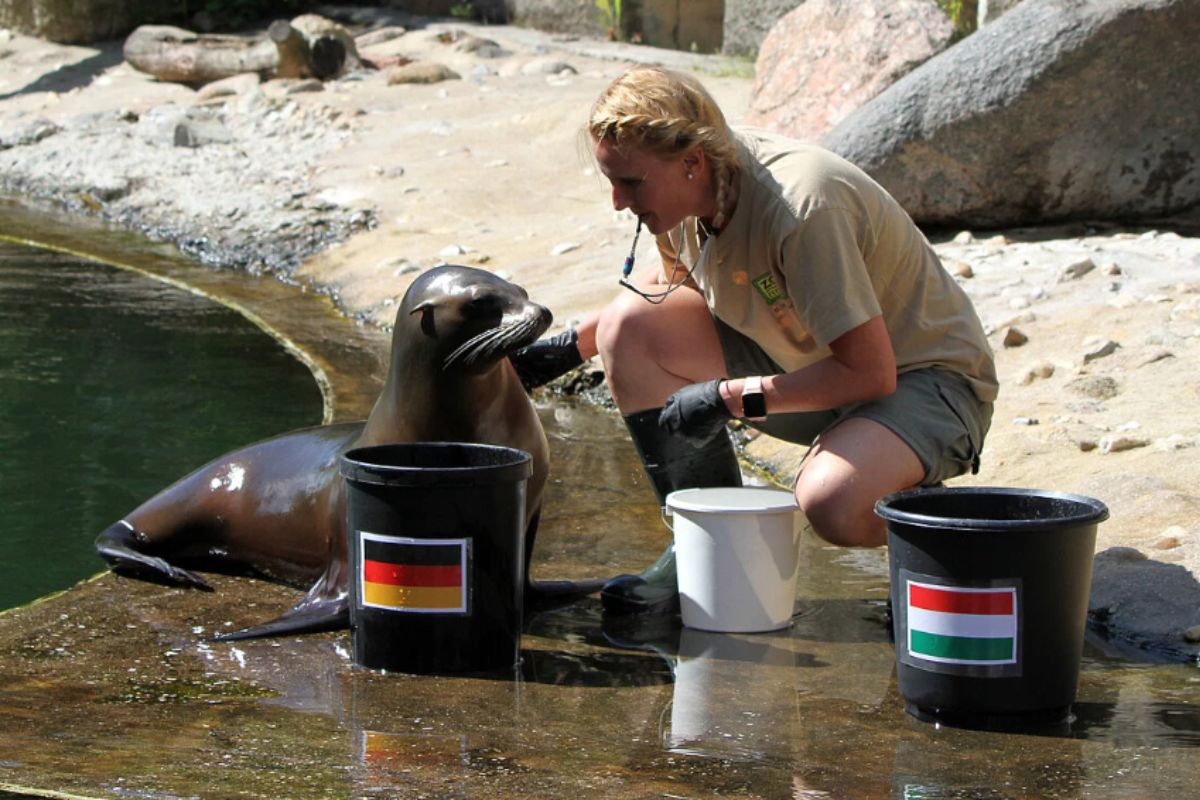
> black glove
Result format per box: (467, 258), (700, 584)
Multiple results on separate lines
(509, 329), (584, 391)
(659, 379), (733, 445)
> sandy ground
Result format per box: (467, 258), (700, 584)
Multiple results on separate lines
(1, 14), (1198, 659)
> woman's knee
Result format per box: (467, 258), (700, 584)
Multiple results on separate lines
(794, 471), (887, 548)
(594, 292), (660, 363)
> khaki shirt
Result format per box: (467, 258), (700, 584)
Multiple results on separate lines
(659, 128), (998, 403)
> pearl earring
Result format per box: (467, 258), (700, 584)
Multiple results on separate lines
(686, 172), (694, 181)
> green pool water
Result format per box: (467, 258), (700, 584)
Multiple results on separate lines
(0, 239), (323, 610)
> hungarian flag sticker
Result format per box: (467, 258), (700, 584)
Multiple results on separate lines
(898, 571), (1021, 677)
(359, 532), (470, 614)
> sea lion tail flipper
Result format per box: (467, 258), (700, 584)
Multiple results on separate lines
(94, 521), (213, 591)
(522, 510), (605, 611)
(210, 596), (349, 642)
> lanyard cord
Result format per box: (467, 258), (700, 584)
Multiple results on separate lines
(618, 220), (703, 305)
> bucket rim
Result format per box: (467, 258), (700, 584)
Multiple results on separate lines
(340, 442), (533, 486)
(874, 485), (1109, 530)
(666, 486), (798, 515)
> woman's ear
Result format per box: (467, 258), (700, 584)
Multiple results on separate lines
(681, 146), (707, 179)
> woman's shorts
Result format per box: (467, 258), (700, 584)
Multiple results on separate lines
(715, 317), (993, 486)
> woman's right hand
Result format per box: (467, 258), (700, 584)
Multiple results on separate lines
(509, 329), (584, 391)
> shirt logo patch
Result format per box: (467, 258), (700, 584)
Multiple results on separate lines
(752, 273), (785, 305)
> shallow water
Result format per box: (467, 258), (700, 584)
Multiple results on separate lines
(0, 206), (1197, 799)
(0, 240), (323, 610)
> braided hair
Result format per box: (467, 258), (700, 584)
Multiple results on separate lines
(588, 66), (740, 229)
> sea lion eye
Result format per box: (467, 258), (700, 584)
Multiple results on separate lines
(466, 293), (504, 318)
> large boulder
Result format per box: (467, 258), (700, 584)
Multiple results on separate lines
(747, 0), (956, 142)
(0, 0), (162, 43)
(722, 0), (806, 57)
(821, 0), (1200, 228)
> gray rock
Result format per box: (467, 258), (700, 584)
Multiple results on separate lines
(0, 117), (60, 149)
(1082, 338), (1120, 363)
(1100, 434), (1149, 454)
(747, 0), (955, 141)
(722, 0), (806, 57)
(1089, 548), (1200, 661)
(1059, 257), (1096, 281)
(1067, 374), (1119, 400)
(822, 0), (1200, 228)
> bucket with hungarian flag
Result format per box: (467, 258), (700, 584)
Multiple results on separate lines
(876, 486), (1108, 730)
(341, 443), (531, 674)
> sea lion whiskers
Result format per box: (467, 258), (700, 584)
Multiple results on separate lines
(443, 313), (543, 370)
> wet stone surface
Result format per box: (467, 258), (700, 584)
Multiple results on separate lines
(1, 402), (1199, 799)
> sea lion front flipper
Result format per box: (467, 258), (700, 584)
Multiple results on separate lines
(95, 521), (213, 591)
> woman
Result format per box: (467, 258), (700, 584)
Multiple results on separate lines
(513, 66), (997, 615)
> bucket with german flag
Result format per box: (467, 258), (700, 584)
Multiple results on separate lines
(340, 443), (532, 674)
(876, 486), (1108, 730)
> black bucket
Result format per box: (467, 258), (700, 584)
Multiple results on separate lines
(875, 486), (1108, 730)
(340, 443), (532, 674)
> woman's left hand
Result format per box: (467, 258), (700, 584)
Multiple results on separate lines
(659, 379), (733, 445)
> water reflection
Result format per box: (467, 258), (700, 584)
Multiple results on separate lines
(4, 390), (1200, 797)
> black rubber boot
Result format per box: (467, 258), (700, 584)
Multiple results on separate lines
(601, 408), (743, 615)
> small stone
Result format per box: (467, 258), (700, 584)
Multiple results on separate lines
(1156, 434), (1193, 451)
(1059, 258), (1096, 281)
(1153, 528), (1185, 550)
(952, 230), (975, 244)
(439, 244), (468, 257)
(1002, 326), (1028, 348)
(1105, 262), (1123, 276)
(521, 59), (578, 76)
(284, 79), (324, 94)
(551, 242), (581, 256)
(949, 261), (974, 278)
(1184, 626), (1200, 644)
(1017, 360), (1055, 386)
(388, 63), (461, 85)
(1076, 437), (1099, 452)
(1099, 435), (1150, 454)
(1012, 416), (1039, 426)
(1082, 339), (1120, 363)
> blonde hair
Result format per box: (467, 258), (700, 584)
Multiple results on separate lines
(588, 66), (740, 229)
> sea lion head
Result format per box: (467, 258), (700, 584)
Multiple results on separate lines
(399, 265), (552, 374)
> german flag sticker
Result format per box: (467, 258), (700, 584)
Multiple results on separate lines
(359, 532), (470, 614)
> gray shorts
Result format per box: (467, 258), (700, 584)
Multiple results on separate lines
(715, 317), (993, 486)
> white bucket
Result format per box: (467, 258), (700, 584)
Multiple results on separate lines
(667, 487), (802, 633)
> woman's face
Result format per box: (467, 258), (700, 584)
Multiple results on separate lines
(593, 138), (700, 235)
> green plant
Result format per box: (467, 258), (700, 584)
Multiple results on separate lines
(936, 0), (977, 35)
(595, 0), (624, 41)
(450, 2), (475, 19)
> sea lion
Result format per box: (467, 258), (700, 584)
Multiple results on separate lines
(94, 265), (602, 640)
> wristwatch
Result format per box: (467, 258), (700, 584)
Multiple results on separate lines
(741, 376), (768, 421)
